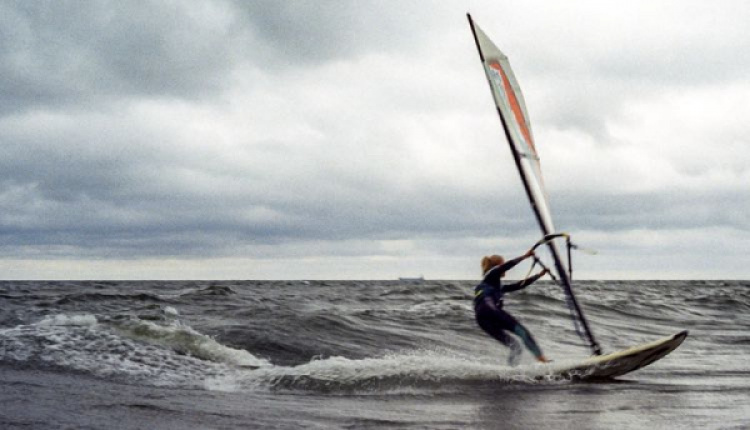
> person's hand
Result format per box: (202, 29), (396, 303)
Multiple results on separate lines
(541, 268), (550, 276)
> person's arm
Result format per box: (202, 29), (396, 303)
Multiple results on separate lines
(498, 248), (535, 272)
(497, 255), (526, 273)
(503, 269), (549, 292)
(483, 250), (535, 283)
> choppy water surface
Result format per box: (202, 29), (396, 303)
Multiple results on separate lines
(1, 280), (748, 429)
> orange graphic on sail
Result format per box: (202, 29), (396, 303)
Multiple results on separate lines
(489, 62), (536, 154)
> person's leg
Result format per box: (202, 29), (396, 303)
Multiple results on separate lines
(511, 322), (544, 360)
(492, 308), (545, 360)
(476, 309), (523, 365)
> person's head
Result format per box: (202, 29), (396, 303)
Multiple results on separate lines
(481, 254), (505, 275)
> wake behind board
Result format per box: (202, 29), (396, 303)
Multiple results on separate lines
(545, 330), (688, 380)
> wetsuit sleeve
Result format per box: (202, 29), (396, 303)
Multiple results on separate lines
(483, 255), (526, 284)
(503, 270), (545, 293)
(497, 255), (525, 274)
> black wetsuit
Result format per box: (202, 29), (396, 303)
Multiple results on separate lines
(474, 256), (545, 362)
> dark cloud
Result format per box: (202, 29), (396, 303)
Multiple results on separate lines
(0, 102), (534, 259)
(0, 1), (245, 113)
(0, 1), (747, 278)
(0, 0), (442, 113)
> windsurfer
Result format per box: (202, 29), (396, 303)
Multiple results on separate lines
(474, 250), (550, 365)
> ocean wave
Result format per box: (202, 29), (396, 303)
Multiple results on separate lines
(54, 292), (166, 305)
(376, 282), (464, 298)
(0, 280), (739, 398)
(178, 284), (238, 298)
(0, 312), (270, 388)
(105, 315), (269, 368)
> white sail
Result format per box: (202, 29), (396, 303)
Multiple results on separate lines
(469, 18), (555, 242)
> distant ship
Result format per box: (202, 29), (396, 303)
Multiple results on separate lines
(398, 276), (424, 282)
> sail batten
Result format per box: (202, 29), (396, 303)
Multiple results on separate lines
(467, 14), (602, 356)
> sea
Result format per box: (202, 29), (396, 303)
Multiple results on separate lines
(1, 280), (748, 429)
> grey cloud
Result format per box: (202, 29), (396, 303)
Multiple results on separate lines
(0, 0), (444, 115)
(0, 104), (534, 259)
(233, 0), (436, 65)
(0, 1), (748, 279)
(551, 190), (749, 233)
(0, 1), (245, 113)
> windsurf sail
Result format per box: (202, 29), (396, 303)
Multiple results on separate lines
(467, 14), (602, 355)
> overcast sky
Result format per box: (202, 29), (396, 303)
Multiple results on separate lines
(1, 1), (748, 280)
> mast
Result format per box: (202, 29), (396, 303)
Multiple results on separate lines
(467, 13), (601, 356)
(545, 241), (602, 355)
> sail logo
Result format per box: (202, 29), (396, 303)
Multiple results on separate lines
(487, 61), (536, 154)
(487, 63), (510, 107)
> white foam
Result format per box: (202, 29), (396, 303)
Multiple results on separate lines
(0, 313), (270, 389)
(107, 318), (271, 368)
(37, 314), (99, 327)
(162, 306), (179, 317)
(205, 349), (564, 393)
